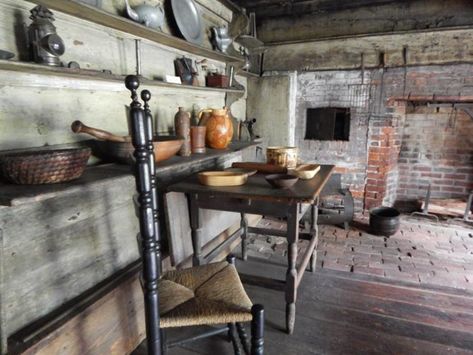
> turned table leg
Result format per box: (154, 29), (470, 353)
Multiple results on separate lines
(285, 204), (299, 334)
(241, 213), (248, 261)
(310, 202), (319, 273)
(189, 194), (203, 266)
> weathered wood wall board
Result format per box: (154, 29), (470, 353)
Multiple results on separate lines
(262, 28), (473, 71)
(252, 0), (473, 44)
(1, 175), (139, 339)
(0, 0), (247, 152)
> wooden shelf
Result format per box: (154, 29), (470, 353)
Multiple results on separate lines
(0, 141), (258, 207)
(0, 60), (245, 94)
(29, 0), (244, 64)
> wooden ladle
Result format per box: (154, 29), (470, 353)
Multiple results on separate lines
(71, 120), (131, 143)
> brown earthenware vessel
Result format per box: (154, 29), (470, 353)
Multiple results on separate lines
(174, 107), (191, 156)
(205, 107), (233, 149)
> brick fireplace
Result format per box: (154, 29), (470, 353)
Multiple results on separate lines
(291, 64), (473, 211)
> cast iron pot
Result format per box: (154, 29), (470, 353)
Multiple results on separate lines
(369, 206), (400, 237)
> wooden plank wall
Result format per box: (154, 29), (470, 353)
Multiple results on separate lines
(0, 0), (247, 151)
(263, 28), (473, 71)
(0, 172), (139, 345)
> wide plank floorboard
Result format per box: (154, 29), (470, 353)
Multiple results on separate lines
(134, 257), (473, 354)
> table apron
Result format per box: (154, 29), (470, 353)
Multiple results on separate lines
(193, 196), (297, 218)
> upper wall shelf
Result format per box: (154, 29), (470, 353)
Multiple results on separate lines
(0, 60), (245, 94)
(29, 0), (244, 64)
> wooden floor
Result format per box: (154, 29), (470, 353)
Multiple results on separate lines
(134, 257), (473, 354)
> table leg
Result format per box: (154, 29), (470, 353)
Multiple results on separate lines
(285, 204), (299, 334)
(241, 213), (248, 261)
(310, 203), (319, 273)
(189, 194), (203, 266)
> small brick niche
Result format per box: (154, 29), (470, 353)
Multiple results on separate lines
(305, 108), (351, 141)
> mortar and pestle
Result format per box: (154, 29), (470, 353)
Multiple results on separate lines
(71, 120), (183, 164)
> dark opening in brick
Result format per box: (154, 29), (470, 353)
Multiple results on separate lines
(305, 107), (350, 141)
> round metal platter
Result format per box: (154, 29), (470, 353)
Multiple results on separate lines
(0, 49), (14, 60)
(171, 0), (204, 45)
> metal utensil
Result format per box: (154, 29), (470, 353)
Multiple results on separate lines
(170, 0), (203, 45)
(0, 50), (14, 60)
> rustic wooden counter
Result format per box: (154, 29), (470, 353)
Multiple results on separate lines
(0, 141), (259, 354)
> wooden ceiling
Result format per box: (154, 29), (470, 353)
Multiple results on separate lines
(231, 0), (406, 18)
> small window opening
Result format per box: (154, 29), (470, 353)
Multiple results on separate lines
(305, 108), (350, 141)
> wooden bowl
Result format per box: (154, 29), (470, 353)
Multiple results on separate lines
(265, 174), (299, 189)
(198, 171), (247, 186)
(224, 167), (258, 176)
(291, 164), (321, 180)
(94, 136), (183, 164)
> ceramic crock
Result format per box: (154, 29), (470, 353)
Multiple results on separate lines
(205, 107), (233, 149)
(266, 146), (299, 168)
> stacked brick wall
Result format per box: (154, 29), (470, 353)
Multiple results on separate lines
(294, 64), (473, 210)
(295, 71), (371, 210)
(365, 111), (404, 209)
(397, 107), (473, 200)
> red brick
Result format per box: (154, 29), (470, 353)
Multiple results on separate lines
(443, 173), (467, 180)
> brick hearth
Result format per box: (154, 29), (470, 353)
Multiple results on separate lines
(248, 217), (473, 291)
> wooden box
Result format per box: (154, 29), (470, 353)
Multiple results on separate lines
(206, 74), (230, 88)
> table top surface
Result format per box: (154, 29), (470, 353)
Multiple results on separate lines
(168, 164), (335, 203)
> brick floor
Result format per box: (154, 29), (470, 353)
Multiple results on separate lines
(247, 214), (473, 291)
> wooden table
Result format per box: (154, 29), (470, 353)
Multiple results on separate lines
(168, 165), (335, 334)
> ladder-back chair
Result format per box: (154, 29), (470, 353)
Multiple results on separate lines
(126, 75), (264, 355)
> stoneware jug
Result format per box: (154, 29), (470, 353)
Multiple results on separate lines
(174, 107), (191, 156)
(124, 0), (164, 30)
(205, 107), (233, 149)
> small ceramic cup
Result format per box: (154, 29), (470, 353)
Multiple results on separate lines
(191, 126), (206, 154)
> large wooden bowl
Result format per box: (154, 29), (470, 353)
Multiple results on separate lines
(94, 136), (183, 164)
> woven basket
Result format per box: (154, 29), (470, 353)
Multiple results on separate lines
(0, 147), (91, 185)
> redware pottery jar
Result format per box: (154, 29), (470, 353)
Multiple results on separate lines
(205, 107), (233, 149)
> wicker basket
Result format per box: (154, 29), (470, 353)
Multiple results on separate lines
(0, 147), (91, 184)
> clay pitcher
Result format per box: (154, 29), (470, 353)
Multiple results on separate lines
(205, 107), (233, 149)
(174, 107), (191, 156)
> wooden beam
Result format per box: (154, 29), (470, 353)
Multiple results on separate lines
(236, 0), (403, 18)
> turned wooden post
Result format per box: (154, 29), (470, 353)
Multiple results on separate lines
(240, 213), (248, 261)
(250, 304), (264, 355)
(125, 75), (162, 355)
(310, 202), (318, 273)
(285, 203), (299, 334)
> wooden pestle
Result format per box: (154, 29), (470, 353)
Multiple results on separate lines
(71, 120), (131, 143)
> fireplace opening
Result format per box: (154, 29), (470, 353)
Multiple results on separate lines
(305, 107), (351, 141)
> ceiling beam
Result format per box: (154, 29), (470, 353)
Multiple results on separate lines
(237, 0), (408, 18)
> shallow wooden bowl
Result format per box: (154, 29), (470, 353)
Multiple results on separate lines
(224, 167), (258, 176)
(94, 136), (183, 164)
(291, 164), (321, 180)
(198, 171), (248, 186)
(265, 174), (299, 189)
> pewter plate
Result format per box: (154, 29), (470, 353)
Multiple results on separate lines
(0, 50), (14, 60)
(171, 0), (204, 45)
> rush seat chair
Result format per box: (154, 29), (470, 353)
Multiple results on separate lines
(126, 75), (264, 355)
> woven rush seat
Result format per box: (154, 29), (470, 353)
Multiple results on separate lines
(159, 261), (253, 328)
